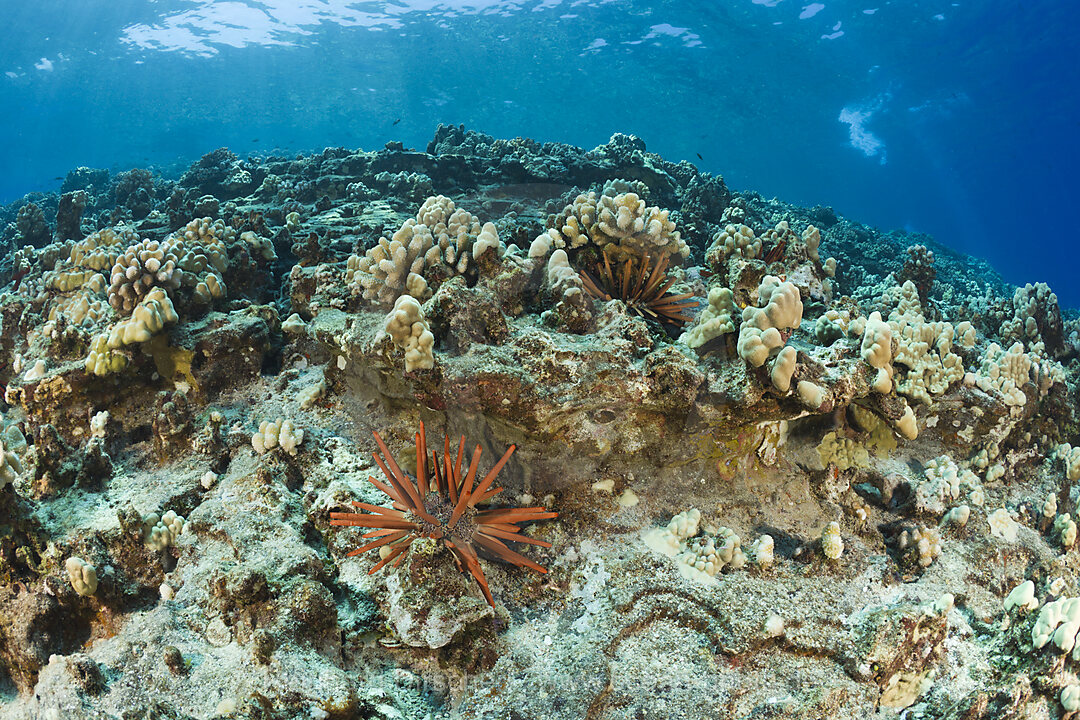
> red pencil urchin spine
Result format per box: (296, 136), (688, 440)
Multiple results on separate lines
(329, 421), (557, 607)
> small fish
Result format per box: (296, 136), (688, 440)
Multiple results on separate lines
(392, 118), (402, 126)
(252, 138), (260, 142)
(52, 176), (62, 180)
(696, 152), (703, 160)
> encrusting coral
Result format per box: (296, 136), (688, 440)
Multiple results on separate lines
(329, 422), (557, 607)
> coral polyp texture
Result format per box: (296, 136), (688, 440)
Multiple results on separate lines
(329, 423), (557, 608)
(2, 126), (1080, 718)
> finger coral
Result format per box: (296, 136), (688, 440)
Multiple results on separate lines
(329, 423), (557, 607)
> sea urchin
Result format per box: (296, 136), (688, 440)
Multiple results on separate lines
(329, 422), (557, 607)
(580, 251), (698, 327)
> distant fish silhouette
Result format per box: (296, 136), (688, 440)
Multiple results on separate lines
(392, 118), (402, 126)
(52, 176), (62, 180)
(696, 152), (703, 160)
(252, 138), (260, 142)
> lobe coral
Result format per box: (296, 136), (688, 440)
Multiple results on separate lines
(329, 422), (557, 607)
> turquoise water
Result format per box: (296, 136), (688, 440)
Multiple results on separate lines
(2, 0), (1077, 302)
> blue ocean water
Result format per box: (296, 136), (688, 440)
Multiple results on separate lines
(2, 0), (1077, 304)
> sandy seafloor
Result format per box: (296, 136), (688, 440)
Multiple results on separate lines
(0, 126), (1078, 719)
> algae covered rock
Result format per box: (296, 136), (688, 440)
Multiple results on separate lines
(382, 538), (495, 648)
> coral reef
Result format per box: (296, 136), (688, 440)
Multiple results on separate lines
(0, 126), (1078, 719)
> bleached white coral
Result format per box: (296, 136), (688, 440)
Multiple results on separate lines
(860, 311), (894, 393)
(383, 295), (435, 372)
(1061, 444), (1080, 482)
(1055, 513), (1078, 548)
(66, 557), (98, 596)
(545, 189), (688, 262)
(1004, 580), (1039, 613)
(801, 224), (821, 262)
(541, 249), (593, 330)
(472, 221), (502, 259)
(143, 510), (185, 551)
(750, 534), (775, 568)
(592, 192), (688, 261)
(915, 456), (982, 516)
(281, 313), (307, 335)
(988, 507), (1019, 542)
(642, 508), (701, 555)
(90, 411), (109, 439)
(351, 196), (499, 307)
(898, 525), (942, 567)
(821, 521), (844, 560)
(23, 359), (46, 382)
(546, 192), (598, 251)
(351, 223), (433, 306)
(896, 404), (919, 440)
(1032, 596), (1080, 656)
(676, 527), (746, 581)
(886, 281), (964, 404)
(1043, 493), (1060, 522)
(643, 510), (746, 583)
(679, 286), (736, 349)
(252, 418), (305, 456)
(298, 378), (327, 410)
(955, 320), (976, 348)
(1063, 684), (1080, 713)
(942, 505), (970, 527)
(965, 341), (1052, 408)
(1002, 282), (1062, 348)
(241, 230), (276, 261)
(971, 342), (1030, 406)
(0, 434), (25, 490)
(738, 275), (803, 367)
(797, 381), (826, 410)
(706, 223), (761, 263)
(770, 345), (798, 393)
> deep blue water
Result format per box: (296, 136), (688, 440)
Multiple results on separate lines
(2, 0), (1078, 304)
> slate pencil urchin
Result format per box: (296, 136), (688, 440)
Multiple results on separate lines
(580, 251), (698, 327)
(329, 422), (558, 607)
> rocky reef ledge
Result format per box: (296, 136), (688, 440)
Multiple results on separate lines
(0, 126), (1077, 719)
